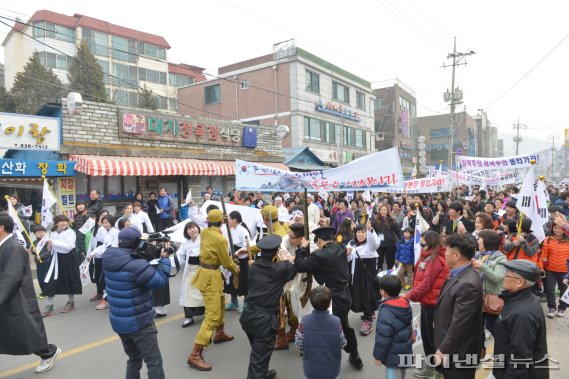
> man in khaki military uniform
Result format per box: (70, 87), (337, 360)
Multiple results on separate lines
(187, 209), (239, 371)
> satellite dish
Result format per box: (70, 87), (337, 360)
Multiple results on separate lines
(67, 92), (83, 115)
(276, 125), (289, 139)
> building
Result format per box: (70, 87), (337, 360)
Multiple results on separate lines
(472, 110), (503, 158)
(373, 79), (416, 177)
(417, 110), (478, 170)
(177, 40), (376, 166)
(2, 10), (205, 111)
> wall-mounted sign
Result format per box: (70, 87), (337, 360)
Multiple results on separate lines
(315, 99), (361, 122)
(0, 159), (76, 177)
(0, 112), (60, 151)
(119, 110), (243, 146)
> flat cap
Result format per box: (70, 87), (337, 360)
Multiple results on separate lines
(312, 227), (337, 243)
(257, 235), (282, 251)
(503, 259), (541, 282)
(207, 209), (223, 223)
(261, 205), (278, 221)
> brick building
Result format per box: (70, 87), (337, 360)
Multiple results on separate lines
(177, 40), (376, 166)
(2, 10), (205, 111)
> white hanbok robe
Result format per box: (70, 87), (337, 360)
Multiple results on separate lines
(176, 236), (204, 307)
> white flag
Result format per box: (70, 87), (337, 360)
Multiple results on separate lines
(516, 168), (547, 242)
(36, 233), (49, 254)
(411, 165), (417, 179)
(79, 217), (96, 235)
(362, 190), (371, 202)
(479, 180), (488, 194)
(414, 211), (430, 263)
(41, 179), (58, 228)
(6, 199), (27, 246)
(182, 189), (192, 206)
(21, 205), (33, 218)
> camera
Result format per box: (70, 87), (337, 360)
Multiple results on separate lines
(132, 230), (175, 261)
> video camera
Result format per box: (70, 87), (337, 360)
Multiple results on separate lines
(132, 230), (175, 262)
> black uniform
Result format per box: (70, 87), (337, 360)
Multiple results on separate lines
(294, 242), (359, 357)
(493, 287), (549, 379)
(240, 254), (296, 379)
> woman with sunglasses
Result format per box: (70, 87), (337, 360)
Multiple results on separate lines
(402, 230), (449, 379)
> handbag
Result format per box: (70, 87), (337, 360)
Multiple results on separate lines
(483, 293), (504, 316)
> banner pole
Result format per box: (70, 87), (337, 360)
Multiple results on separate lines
(4, 195), (40, 261)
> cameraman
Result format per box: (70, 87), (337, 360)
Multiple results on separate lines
(102, 226), (171, 379)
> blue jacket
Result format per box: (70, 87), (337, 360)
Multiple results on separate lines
(158, 195), (173, 219)
(373, 296), (413, 368)
(102, 247), (170, 334)
(395, 238), (414, 265)
(301, 310), (343, 379)
(554, 199), (569, 217)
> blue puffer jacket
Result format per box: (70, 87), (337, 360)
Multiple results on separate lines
(103, 247), (170, 334)
(395, 238), (414, 264)
(373, 296), (413, 368)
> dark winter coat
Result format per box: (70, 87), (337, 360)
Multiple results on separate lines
(0, 236), (49, 355)
(395, 238), (414, 264)
(373, 296), (413, 368)
(301, 310), (344, 379)
(493, 287), (549, 379)
(87, 198), (104, 215)
(372, 217), (401, 247)
(103, 247), (170, 335)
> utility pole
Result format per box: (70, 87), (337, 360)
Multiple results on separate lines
(442, 37), (475, 170)
(512, 117), (527, 155)
(547, 133), (559, 178)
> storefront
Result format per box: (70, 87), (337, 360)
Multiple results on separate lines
(59, 100), (286, 208)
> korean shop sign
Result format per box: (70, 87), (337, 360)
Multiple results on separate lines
(119, 110), (242, 146)
(0, 112), (60, 151)
(0, 159), (76, 177)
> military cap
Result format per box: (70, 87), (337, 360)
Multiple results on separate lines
(207, 209), (223, 223)
(257, 235), (282, 251)
(503, 259), (540, 282)
(312, 227), (337, 243)
(261, 205), (278, 221)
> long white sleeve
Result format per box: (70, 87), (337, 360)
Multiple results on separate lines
(189, 206), (207, 228)
(142, 212), (154, 233)
(51, 229), (76, 254)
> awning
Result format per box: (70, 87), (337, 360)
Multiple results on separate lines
(69, 155), (289, 176)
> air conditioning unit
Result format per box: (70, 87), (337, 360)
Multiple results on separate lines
(375, 133), (385, 141)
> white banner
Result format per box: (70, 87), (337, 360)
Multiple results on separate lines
(6, 198), (27, 246)
(0, 112), (60, 151)
(41, 179), (58, 228)
(382, 175), (452, 194)
(236, 147), (404, 192)
(456, 151), (544, 171)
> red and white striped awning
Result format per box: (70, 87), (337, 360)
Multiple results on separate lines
(69, 155), (288, 177)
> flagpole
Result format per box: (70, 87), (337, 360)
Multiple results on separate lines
(4, 195), (40, 262)
(43, 176), (73, 225)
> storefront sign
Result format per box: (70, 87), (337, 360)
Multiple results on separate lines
(311, 148), (338, 163)
(57, 177), (76, 214)
(119, 110), (243, 146)
(315, 99), (361, 122)
(0, 112), (60, 151)
(0, 159), (76, 177)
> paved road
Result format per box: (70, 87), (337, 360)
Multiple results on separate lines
(1, 274), (567, 378)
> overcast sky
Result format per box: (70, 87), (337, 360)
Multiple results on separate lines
(1, 0), (568, 156)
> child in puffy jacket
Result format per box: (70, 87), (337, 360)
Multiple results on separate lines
(396, 228), (414, 290)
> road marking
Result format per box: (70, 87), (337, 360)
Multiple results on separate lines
(0, 313), (184, 378)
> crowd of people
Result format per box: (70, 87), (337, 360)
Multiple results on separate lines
(1, 181), (568, 379)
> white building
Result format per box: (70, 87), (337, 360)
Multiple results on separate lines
(2, 10), (205, 110)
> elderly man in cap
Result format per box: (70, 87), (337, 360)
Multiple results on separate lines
(188, 209), (240, 371)
(240, 235), (297, 379)
(295, 226), (363, 370)
(492, 260), (549, 379)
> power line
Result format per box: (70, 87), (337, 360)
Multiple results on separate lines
(484, 30), (569, 110)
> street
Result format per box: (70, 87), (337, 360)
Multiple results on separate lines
(1, 273), (567, 379)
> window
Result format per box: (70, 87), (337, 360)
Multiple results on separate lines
(39, 52), (67, 69)
(83, 28), (109, 56)
(45, 23), (55, 39)
(54, 24), (74, 42)
(240, 80), (249, 90)
(343, 126), (366, 148)
(304, 117), (321, 141)
(32, 22), (73, 42)
(374, 97), (383, 110)
(355, 129), (364, 147)
(56, 54), (68, 70)
(113, 90), (138, 107)
(332, 81), (350, 103)
(169, 73), (194, 87)
(305, 70), (319, 93)
(325, 122), (341, 144)
(356, 91), (366, 110)
(399, 96), (410, 111)
(112, 63), (138, 86)
(205, 84), (221, 104)
(344, 126), (352, 147)
(97, 60), (110, 84)
(138, 42), (166, 60)
(112, 36), (137, 63)
(430, 128), (449, 138)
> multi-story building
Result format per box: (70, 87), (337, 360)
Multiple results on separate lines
(373, 79), (416, 177)
(417, 110), (478, 170)
(472, 110), (503, 158)
(2, 10), (205, 110)
(177, 40), (376, 165)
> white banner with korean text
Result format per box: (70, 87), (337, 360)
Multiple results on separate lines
(382, 175), (452, 194)
(236, 147), (404, 192)
(456, 151), (545, 172)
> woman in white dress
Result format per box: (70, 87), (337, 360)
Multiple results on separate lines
(87, 215), (119, 310)
(115, 203), (134, 229)
(176, 221), (204, 327)
(41, 214), (81, 317)
(131, 200), (154, 234)
(225, 211), (251, 312)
